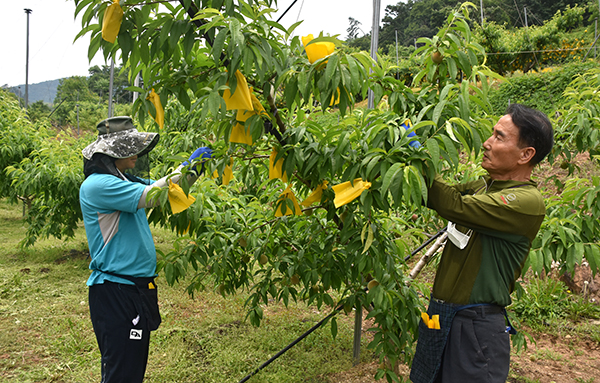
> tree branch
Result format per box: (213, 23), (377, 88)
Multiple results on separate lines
(265, 91), (286, 135)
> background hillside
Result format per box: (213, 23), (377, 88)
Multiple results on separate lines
(2, 79), (60, 105)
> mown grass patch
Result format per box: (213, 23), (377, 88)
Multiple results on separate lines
(0, 198), (375, 383)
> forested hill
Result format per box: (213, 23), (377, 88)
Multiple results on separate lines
(4, 79), (60, 105)
(347, 0), (593, 52)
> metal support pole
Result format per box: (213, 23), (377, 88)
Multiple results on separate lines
(595, 19), (598, 59)
(395, 29), (399, 67)
(361, 0), (381, 363)
(480, 0), (484, 25)
(108, 59), (115, 118)
(76, 91), (80, 136)
(24, 8), (32, 109)
(133, 72), (140, 103)
(395, 29), (399, 79)
(352, 305), (363, 366)
(367, 0), (381, 109)
(524, 7), (528, 28)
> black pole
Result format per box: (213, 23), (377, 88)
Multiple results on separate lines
(275, 0), (299, 23)
(237, 304), (343, 383)
(404, 227), (447, 261)
(48, 97), (67, 118)
(236, 226), (444, 382)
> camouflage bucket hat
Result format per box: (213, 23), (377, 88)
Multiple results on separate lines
(82, 116), (159, 160)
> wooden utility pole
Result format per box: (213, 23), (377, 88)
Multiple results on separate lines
(24, 8), (32, 109)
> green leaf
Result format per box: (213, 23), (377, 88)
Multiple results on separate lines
(445, 120), (459, 142)
(408, 165), (426, 206)
(306, 35), (343, 47)
(192, 8), (222, 21)
(285, 77), (298, 110)
(74, 0), (94, 18)
(566, 245), (576, 273)
(456, 51), (471, 78)
(346, 55), (360, 91)
(440, 135), (459, 167)
(587, 245), (600, 277)
(178, 88), (191, 110)
(213, 28), (227, 63)
(119, 30), (133, 61)
(425, 138), (440, 170)
(362, 224), (374, 254)
(229, 18), (244, 47)
(88, 33), (102, 62)
(432, 100), (446, 126)
(183, 28), (196, 57)
(331, 317), (338, 339)
(381, 162), (404, 195)
(325, 54), (340, 86)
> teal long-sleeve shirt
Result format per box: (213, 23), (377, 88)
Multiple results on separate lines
(427, 174), (545, 307)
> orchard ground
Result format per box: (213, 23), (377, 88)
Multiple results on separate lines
(0, 149), (599, 382)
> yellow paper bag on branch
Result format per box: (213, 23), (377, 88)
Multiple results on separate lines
(332, 178), (371, 208)
(269, 148), (288, 183)
(168, 181), (196, 214)
(147, 89), (164, 129)
(302, 34), (335, 64)
(223, 70), (253, 111)
(212, 159), (234, 185)
(301, 181), (328, 207)
(275, 185), (302, 217)
(101, 0), (123, 43)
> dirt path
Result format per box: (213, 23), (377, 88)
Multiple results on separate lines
(328, 331), (600, 382)
(509, 330), (600, 383)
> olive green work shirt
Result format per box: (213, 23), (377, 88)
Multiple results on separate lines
(427, 174), (545, 307)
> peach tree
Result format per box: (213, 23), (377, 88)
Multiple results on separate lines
(72, 1), (497, 380)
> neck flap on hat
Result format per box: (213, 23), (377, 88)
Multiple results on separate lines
(83, 153), (148, 184)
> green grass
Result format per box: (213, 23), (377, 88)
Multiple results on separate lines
(0, 198), (375, 383)
(2, 180), (599, 382)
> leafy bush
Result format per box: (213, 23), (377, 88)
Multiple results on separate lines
(512, 277), (570, 328)
(526, 175), (600, 279)
(0, 89), (52, 201)
(488, 61), (597, 115)
(5, 132), (87, 247)
(553, 67), (600, 161)
(474, 4), (593, 75)
(512, 276), (600, 331)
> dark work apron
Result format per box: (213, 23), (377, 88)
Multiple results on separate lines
(99, 271), (162, 331)
(409, 299), (514, 383)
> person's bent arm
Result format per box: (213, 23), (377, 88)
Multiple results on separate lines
(137, 147), (211, 209)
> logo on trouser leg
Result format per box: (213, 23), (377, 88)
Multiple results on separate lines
(130, 329), (143, 340)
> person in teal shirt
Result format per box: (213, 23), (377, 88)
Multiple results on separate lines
(80, 116), (210, 383)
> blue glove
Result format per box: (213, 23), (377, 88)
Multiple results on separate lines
(401, 120), (421, 148)
(182, 147), (212, 174)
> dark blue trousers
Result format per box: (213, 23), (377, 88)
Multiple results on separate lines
(89, 282), (153, 383)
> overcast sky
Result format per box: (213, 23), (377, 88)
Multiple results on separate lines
(0, 0), (400, 88)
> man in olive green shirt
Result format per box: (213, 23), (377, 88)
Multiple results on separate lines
(410, 104), (554, 383)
